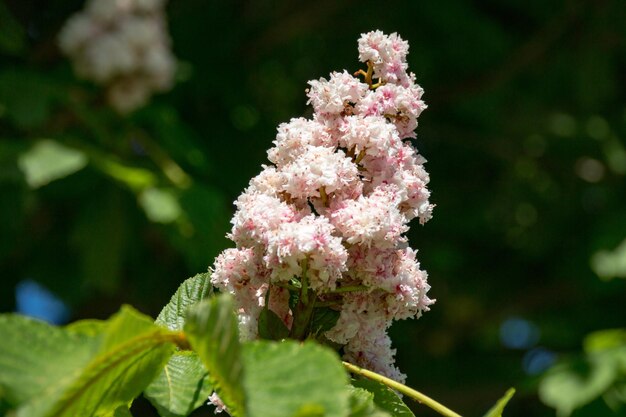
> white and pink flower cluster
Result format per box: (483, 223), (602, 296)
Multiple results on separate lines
(58, 0), (176, 113)
(211, 30), (434, 383)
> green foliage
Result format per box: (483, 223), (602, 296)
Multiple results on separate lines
(351, 379), (415, 417)
(539, 329), (626, 416)
(138, 187), (182, 224)
(143, 352), (211, 417)
(0, 306), (179, 417)
(0, 314), (98, 406)
(17, 140), (88, 188)
(146, 273), (213, 417)
(346, 386), (390, 417)
(483, 389), (516, 417)
(184, 295), (245, 416)
(310, 307), (341, 335)
(258, 305), (290, 340)
(155, 272), (213, 331)
(242, 340), (349, 417)
(1, 1), (625, 416)
(184, 293), (365, 417)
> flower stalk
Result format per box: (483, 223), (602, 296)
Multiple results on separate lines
(343, 361), (463, 417)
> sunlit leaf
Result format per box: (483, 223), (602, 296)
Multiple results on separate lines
(144, 352), (211, 417)
(17, 140), (87, 188)
(242, 340), (349, 417)
(0, 314), (98, 406)
(155, 272), (212, 331)
(539, 354), (617, 416)
(482, 388), (515, 417)
(146, 273), (213, 417)
(584, 329), (626, 353)
(139, 187), (182, 224)
(184, 295), (244, 417)
(0, 306), (178, 417)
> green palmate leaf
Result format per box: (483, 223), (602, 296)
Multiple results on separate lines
(242, 340), (350, 417)
(347, 386), (390, 417)
(17, 140), (88, 188)
(0, 314), (98, 406)
(351, 378), (414, 417)
(156, 272), (212, 331)
(184, 295), (245, 417)
(482, 388), (515, 417)
(144, 352), (211, 417)
(258, 307), (289, 340)
(1, 306), (179, 417)
(146, 273), (213, 417)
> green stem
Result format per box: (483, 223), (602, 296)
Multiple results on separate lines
(290, 259), (317, 340)
(326, 285), (368, 294)
(300, 259), (309, 305)
(342, 361), (463, 417)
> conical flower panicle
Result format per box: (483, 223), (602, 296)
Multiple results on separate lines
(210, 30), (434, 382)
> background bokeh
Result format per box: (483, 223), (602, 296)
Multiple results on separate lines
(1, 0), (625, 416)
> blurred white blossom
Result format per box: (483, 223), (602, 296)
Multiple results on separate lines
(59, 0), (176, 113)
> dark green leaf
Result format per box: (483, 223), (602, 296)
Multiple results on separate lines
(242, 340), (350, 417)
(351, 378), (414, 417)
(310, 307), (340, 335)
(184, 294), (244, 417)
(482, 388), (515, 417)
(258, 307), (289, 340)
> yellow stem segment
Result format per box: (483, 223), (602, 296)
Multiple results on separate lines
(342, 361), (463, 417)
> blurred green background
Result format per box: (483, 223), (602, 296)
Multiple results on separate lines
(1, 0), (625, 416)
